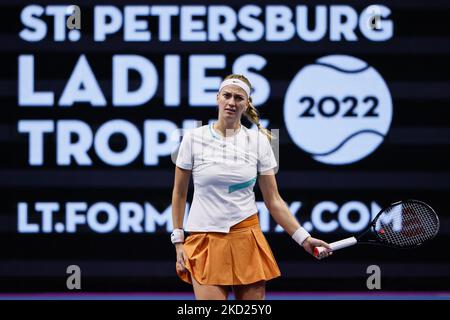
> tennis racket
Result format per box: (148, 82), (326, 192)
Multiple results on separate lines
(314, 199), (440, 259)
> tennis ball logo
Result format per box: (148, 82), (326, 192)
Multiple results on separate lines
(284, 55), (392, 165)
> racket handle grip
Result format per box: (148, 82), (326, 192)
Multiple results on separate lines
(314, 237), (357, 258)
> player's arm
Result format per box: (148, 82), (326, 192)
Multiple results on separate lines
(257, 171), (300, 236)
(172, 166), (191, 229)
(258, 172), (332, 257)
(171, 166), (191, 272)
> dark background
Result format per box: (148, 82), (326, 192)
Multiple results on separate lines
(0, 0), (449, 293)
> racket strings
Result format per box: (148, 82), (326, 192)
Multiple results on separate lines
(376, 202), (439, 247)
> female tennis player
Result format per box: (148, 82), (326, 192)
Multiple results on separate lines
(171, 74), (332, 300)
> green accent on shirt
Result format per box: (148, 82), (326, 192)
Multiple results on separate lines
(228, 177), (257, 193)
(209, 123), (221, 140)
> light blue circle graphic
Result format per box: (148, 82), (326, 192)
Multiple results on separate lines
(284, 55), (393, 165)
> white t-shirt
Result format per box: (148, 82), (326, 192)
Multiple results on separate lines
(176, 123), (278, 233)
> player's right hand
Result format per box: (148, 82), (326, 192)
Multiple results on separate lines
(175, 243), (188, 272)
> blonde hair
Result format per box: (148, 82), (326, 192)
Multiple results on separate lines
(223, 74), (273, 141)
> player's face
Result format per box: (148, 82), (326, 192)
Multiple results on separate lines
(217, 85), (249, 124)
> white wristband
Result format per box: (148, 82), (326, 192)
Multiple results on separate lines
(292, 227), (311, 247)
(171, 228), (184, 244)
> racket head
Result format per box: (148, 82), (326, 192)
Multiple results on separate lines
(371, 200), (440, 248)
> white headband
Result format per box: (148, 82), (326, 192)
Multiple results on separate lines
(218, 79), (251, 98)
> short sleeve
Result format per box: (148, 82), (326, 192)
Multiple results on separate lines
(257, 132), (278, 173)
(176, 131), (193, 170)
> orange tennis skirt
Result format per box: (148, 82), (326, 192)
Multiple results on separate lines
(176, 214), (281, 286)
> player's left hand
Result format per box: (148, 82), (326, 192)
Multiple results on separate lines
(302, 237), (333, 259)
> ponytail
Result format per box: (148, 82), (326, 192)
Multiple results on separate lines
(244, 97), (273, 141)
